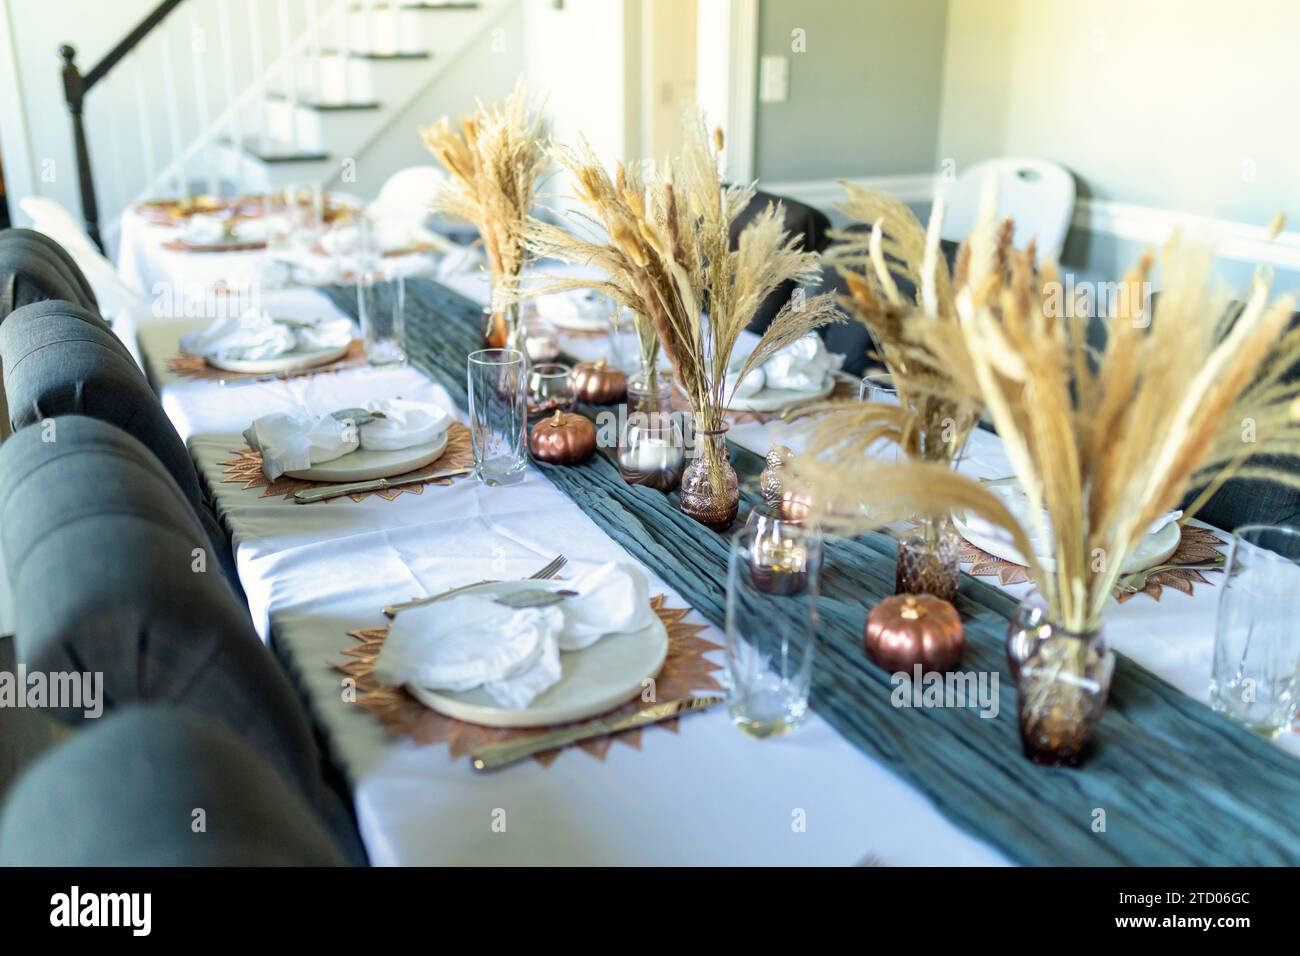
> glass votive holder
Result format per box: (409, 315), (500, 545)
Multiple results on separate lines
(527, 362), (574, 418)
(617, 413), (684, 491)
(524, 315), (561, 363)
(745, 504), (814, 596)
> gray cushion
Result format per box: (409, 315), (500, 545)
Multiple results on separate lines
(0, 300), (240, 584)
(0, 708), (346, 865)
(0, 418), (340, 813)
(0, 228), (98, 319)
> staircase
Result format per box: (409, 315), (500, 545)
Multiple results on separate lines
(60, 0), (515, 249)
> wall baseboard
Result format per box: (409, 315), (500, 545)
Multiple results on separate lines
(760, 175), (1300, 273)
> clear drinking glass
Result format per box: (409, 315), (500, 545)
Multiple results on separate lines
(467, 348), (528, 486)
(617, 412), (684, 491)
(357, 267), (405, 365)
(1211, 524), (1300, 736)
(725, 523), (822, 738)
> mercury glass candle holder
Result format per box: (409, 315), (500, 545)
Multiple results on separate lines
(527, 362), (574, 418)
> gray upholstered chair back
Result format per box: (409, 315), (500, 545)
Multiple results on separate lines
(0, 708), (347, 865)
(730, 190), (832, 334)
(0, 228), (99, 319)
(0, 300), (238, 582)
(0, 417), (359, 856)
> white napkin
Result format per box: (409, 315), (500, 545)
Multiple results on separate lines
(243, 409), (358, 480)
(434, 243), (485, 280)
(535, 289), (607, 326)
(180, 310), (353, 361)
(290, 315), (354, 351)
(726, 334), (842, 399)
(180, 309), (296, 361)
(358, 398), (451, 451)
(962, 481), (1181, 562)
(182, 214), (231, 245)
(375, 562), (655, 710)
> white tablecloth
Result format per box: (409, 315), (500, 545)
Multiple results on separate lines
(126, 255), (1298, 865)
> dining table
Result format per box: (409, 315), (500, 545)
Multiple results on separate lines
(115, 226), (1300, 866)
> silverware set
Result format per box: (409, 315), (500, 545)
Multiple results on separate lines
(1112, 556), (1228, 595)
(381, 554), (568, 619)
(469, 695), (724, 771)
(292, 466), (472, 504)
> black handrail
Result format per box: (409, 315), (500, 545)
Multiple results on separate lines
(60, 0), (186, 251)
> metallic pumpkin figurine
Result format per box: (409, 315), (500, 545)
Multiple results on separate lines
(864, 593), (965, 674)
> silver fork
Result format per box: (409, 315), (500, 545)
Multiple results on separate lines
(381, 555), (568, 619)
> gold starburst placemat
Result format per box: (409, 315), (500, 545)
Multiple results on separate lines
(338, 594), (723, 765)
(166, 340), (367, 382)
(161, 237), (269, 254)
(957, 525), (1226, 601)
(219, 422), (473, 502)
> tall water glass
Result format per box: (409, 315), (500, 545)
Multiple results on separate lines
(725, 524), (822, 737)
(1211, 524), (1300, 736)
(468, 348), (528, 486)
(357, 268), (405, 365)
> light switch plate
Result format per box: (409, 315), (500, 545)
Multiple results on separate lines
(759, 55), (789, 103)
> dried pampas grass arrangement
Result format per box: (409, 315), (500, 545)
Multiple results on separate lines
(422, 81), (549, 319)
(787, 183), (982, 466)
(525, 113), (843, 431)
(792, 194), (1300, 634)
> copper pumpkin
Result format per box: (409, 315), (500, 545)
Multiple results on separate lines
(864, 594), (965, 673)
(570, 358), (627, 405)
(529, 411), (596, 465)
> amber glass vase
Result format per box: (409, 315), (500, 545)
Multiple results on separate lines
(1016, 625), (1114, 767)
(679, 422), (739, 530)
(895, 515), (960, 601)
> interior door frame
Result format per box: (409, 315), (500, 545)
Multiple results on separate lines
(694, 0), (757, 182)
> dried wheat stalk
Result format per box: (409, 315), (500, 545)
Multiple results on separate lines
(421, 81), (549, 309)
(524, 113), (842, 429)
(793, 195), (1300, 632)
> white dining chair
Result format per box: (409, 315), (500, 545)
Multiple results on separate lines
(938, 158), (1076, 262)
(18, 196), (150, 325)
(374, 165), (449, 217)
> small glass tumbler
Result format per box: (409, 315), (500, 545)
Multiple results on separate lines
(467, 348), (529, 486)
(726, 524), (822, 738)
(527, 362), (574, 418)
(617, 412), (684, 491)
(357, 268), (405, 366)
(1211, 524), (1300, 737)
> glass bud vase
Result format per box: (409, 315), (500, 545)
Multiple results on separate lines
(481, 299), (528, 360)
(1005, 593), (1051, 680)
(680, 422), (739, 530)
(1016, 625), (1114, 767)
(895, 515), (960, 601)
(627, 364), (673, 418)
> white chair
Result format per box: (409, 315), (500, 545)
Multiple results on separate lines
(18, 196), (148, 320)
(938, 158), (1076, 262)
(374, 165), (448, 217)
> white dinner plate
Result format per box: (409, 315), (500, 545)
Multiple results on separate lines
(206, 340), (352, 374)
(406, 579), (669, 728)
(283, 429), (449, 482)
(951, 509), (1182, 575)
(727, 375), (835, 413)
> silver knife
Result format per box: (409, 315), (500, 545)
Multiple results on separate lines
(469, 696), (724, 772)
(293, 466), (472, 503)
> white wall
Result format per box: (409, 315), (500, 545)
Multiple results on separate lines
(938, 0), (1300, 225)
